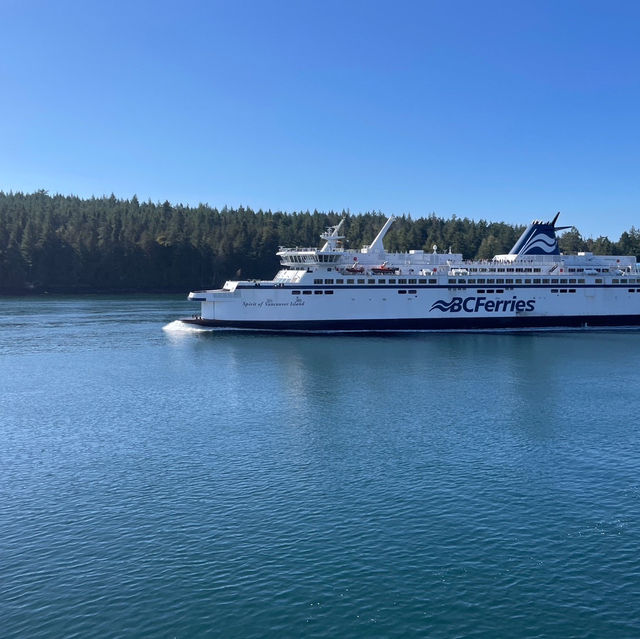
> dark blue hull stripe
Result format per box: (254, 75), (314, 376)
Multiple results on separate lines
(182, 315), (640, 332)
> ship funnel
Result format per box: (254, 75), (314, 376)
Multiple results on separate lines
(509, 212), (571, 256)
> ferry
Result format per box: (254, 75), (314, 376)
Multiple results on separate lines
(183, 213), (640, 331)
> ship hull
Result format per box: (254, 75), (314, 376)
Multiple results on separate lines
(186, 283), (640, 332)
(182, 313), (640, 332)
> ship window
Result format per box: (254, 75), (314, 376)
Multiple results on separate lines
(496, 279), (505, 284)
(551, 279), (559, 283)
(418, 279), (426, 284)
(314, 279), (322, 284)
(496, 289), (504, 294)
(378, 279), (386, 284)
(533, 279), (541, 284)
(327, 268), (332, 272)
(448, 279), (456, 284)
(399, 279), (407, 284)
(347, 279), (354, 284)
(292, 290), (301, 295)
(568, 268), (575, 272)
(569, 289), (576, 293)
(458, 279), (466, 284)
(486, 289), (494, 294)
(303, 290), (312, 295)
(534, 268), (541, 273)
(357, 279), (365, 284)
(478, 289), (485, 293)
(629, 289), (635, 293)
(489, 268), (496, 272)
(612, 279), (619, 284)
(477, 278), (486, 284)
(325, 290), (334, 295)
(314, 290), (323, 294)
(408, 289), (417, 294)
(560, 289), (568, 293)
(398, 290), (407, 294)
(595, 278), (603, 283)
(551, 289), (558, 293)
(525, 279), (532, 284)
(324, 279), (334, 284)
(429, 279), (437, 284)
(505, 279), (514, 284)
(578, 279), (585, 284)
(486, 279), (495, 284)
(497, 268), (505, 272)
(560, 279), (568, 284)
(368, 279), (375, 284)
(408, 279), (417, 284)
(387, 278), (396, 284)
(569, 279), (577, 284)
(515, 279), (522, 284)
(336, 279), (344, 284)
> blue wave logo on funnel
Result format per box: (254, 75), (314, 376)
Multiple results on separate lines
(509, 212), (571, 256)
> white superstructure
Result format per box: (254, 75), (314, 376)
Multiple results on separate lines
(184, 214), (640, 331)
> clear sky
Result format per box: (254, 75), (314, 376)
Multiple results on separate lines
(1, 0), (639, 239)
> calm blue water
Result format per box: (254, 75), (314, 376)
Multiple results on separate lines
(2, 296), (640, 638)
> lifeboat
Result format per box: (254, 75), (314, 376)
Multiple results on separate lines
(371, 261), (397, 274)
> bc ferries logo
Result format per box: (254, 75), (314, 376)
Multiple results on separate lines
(430, 296), (536, 313)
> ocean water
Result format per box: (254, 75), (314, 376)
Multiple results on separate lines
(2, 296), (640, 638)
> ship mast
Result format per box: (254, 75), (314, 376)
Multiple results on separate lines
(320, 218), (346, 251)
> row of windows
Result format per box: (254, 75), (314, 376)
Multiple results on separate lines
(451, 278), (589, 285)
(291, 287), (639, 296)
(465, 267), (543, 273)
(310, 276), (638, 286)
(465, 267), (609, 274)
(313, 278), (437, 285)
(292, 289), (419, 296)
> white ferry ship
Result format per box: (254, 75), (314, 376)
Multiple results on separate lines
(183, 214), (640, 331)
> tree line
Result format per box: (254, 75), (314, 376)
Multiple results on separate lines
(1, 190), (639, 293)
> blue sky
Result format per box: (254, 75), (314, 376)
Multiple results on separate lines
(1, 0), (639, 239)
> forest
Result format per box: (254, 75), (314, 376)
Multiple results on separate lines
(1, 190), (640, 294)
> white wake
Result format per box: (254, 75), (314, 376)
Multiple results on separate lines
(162, 320), (214, 333)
